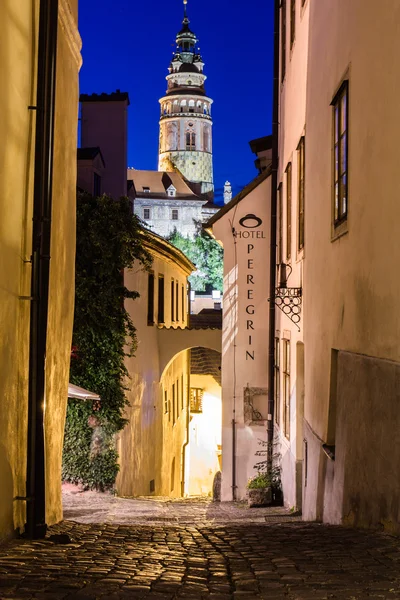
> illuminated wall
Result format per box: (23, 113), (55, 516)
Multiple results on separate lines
(117, 234), (193, 497)
(210, 173), (271, 501)
(0, 0), (81, 540)
(187, 374), (222, 496)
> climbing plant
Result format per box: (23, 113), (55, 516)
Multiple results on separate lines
(168, 221), (223, 292)
(62, 192), (152, 490)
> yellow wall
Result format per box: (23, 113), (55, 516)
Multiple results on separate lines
(117, 244), (191, 497)
(0, 1), (81, 540)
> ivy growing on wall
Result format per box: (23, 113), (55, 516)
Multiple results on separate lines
(62, 192), (152, 490)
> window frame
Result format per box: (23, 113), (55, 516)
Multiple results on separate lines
(331, 80), (349, 228)
(297, 136), (305, 252)
(290, 0), (296, 50)
(283, 339), (290, 439)
(158, 275), (165, 324)
(286, 163), (292, 261)
(281, 0), (287, 82)
(277, 183), (283, 265)
(176, 281), (179, 322)
(147, 271), (155, 326)
(172, 209), (179, 221)
(93, 172), (101, 197)
(143, 207), (151, 220)
(186, 130), (196, 150)
(171, 279), (175, 322)
(274, 337), (280, 426)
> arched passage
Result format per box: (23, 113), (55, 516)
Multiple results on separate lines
(159, 345), (222, 498)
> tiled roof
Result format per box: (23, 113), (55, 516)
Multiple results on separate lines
(128, 169), (202, 200)
(190, 347), (221, 385)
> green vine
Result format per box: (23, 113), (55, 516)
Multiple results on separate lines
(62, 192), (152, 490)
(167, 221), (223, 292)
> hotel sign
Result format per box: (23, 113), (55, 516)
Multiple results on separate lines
(234, 213), (266, 362)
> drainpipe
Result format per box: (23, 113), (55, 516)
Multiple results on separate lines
(26, 0), (59, 539)
(267, 0), (280, 464)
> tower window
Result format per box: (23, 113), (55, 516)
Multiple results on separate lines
(143, 187), (150, 193)
(186, 131), (196, 150)
(143, 208), (151, 220)
(172, 209), (179, 220)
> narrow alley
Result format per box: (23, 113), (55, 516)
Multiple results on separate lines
(0, 493), (399, 600)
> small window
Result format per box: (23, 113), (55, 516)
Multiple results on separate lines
(277, 183), (283, 264)
(181, 374), (184, 410)
(332, 81), (348, 226)
(283, 340), (290, 439)
(147, 272), (155, 326)
(186, 131), (196, 150)
(164, 390), (168, 414)
(281, 0), (286, 82)
(93, 172), (101, 197)
(171, 279), (175, 322)
(286, 163), (292, 261)
(290, 0), (296, 49)
(172, 209), (179, 221)
(143, 208), (150, 220)
(181, 285), (185, 321)
(158, 275), (165, 324)
(172, 383), (176, 424)
(143, 187), (150, 193)
(190, 388), (203, 413)
(176, 378), (180, 417)
(297, 137), (305, 251)
(274, 338), (280, 425)
(176, 281), (179, 322)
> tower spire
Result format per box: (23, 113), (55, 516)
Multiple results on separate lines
(183, 0), (188, 19)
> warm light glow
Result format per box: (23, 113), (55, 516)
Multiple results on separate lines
(187, 381), (222, 496)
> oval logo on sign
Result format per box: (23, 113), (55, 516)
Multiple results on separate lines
(239, 213), (263, 228)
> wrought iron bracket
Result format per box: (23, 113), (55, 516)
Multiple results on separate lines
(271, 287), (302, 331)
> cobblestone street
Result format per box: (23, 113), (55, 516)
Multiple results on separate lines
(0, 495), (399, 600)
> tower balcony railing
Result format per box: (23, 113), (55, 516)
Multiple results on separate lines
(160, 111), (212, 120)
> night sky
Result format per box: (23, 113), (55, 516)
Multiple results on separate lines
(78, 0), (274, 202)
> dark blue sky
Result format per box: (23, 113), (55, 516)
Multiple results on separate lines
(78, 0), (274, 201)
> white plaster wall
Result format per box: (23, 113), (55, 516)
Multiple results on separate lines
(212, 176), (271, 501)
(187, 374), (221, 496)
(274, 0), (309, 511)
(134, 198), (206, 240)
(303, 0), (400, 527)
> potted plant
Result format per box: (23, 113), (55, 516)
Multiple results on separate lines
(247, 472), (272, 507)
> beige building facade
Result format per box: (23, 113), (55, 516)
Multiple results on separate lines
(207, 171), (271, 501)
(274, 0), (309, 511)
(0, 1), (81, 540)
(117, 232), (221, 497)
(302, 0), (400, 532)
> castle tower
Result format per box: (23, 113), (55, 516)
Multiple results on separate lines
(158, 0), (214, 196)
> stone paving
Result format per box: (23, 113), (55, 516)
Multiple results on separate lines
(0, 495), (399, 600)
